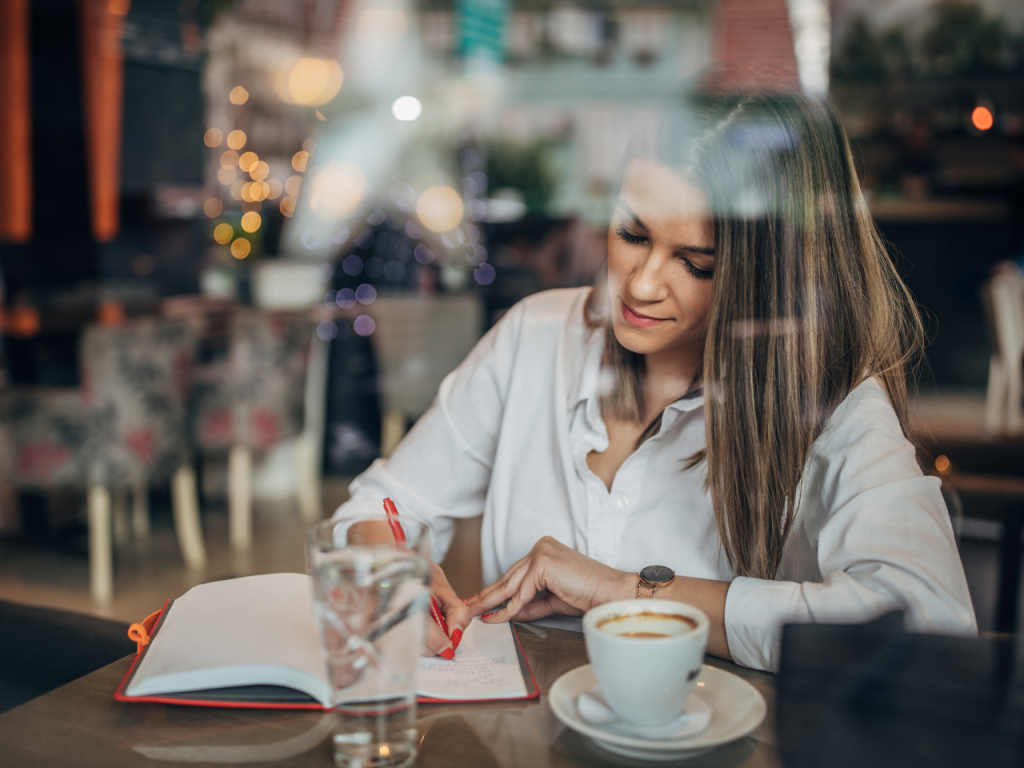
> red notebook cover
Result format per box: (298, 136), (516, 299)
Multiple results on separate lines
(114, 601), (539, 710)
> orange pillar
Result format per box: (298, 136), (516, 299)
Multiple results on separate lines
(79, 0), (127, 242)
(0, 0), (33, 243)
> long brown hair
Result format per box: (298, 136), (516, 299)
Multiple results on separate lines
(586, 88), (924, 580)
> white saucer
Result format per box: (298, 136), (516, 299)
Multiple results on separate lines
(549, 664), (767, 762)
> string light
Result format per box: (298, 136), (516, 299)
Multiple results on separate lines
(231, 238), (251, 259)
(204, 128), (223, 147)
(213, 223), (233, 244)
(204, 198), (223, 218)
(239, 151), (259, 172)
(972, 106), (993, 131)
(241, 211), (261, 232)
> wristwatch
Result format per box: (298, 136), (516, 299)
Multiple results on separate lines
(636, 565), (675, 599)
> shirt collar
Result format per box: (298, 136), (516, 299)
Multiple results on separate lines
(567, 326), (706, 415)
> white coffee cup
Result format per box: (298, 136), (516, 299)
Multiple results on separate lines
(583, 599), (709, 725)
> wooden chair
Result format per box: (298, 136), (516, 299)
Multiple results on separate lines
(983, 264), (1024, 434)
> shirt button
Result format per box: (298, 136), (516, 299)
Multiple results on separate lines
(616, 496), (630, 509)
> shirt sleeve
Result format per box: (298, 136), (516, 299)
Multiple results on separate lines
(723, 383), (978, 672)
(331, 300), (528, 562)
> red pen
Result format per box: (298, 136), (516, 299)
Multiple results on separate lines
(383, 498), (450, 638)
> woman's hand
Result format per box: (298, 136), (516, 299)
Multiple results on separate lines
(465, 537), (635, 623)
(424, 562), (473, 659)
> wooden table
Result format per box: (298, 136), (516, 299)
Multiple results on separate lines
(0, 626), (779, 767)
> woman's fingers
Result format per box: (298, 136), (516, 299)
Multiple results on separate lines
(481, 563), (543, 622)
(469, 560), (529, 616)
(423, 614), (453, 658)
(429, 562), (473, 653)
(505, 594), (557, 622)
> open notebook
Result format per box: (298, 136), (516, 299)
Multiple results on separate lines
(115, 574), (538, 709)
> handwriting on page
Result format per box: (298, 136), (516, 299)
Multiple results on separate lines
(420, 653), (512, 688)
(415, 620), (528, 700)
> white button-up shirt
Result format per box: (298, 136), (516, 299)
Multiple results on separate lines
(334, 288), (977, 671)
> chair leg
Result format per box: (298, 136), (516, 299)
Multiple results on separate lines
(132, 481), (150, 539)
(172, 464), (207, 570)
(1008, 356), (1023, 434)
(87, 485), (113, 603)
(228, 445), (253, 551)
(112, 490), (129, 547)
(985, 356), (1006, 433)
(295, 435), (321, 523)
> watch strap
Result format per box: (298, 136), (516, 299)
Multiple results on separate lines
(636, 579), (656, 599)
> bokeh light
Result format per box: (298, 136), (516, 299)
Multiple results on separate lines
(239, 151), (259, 172)
(342, 254), (363, 275)
(229, 86), (249, 105)
(213, 223), (233, 244)
(204, 128), (223, 147)
(972, 106), (994, 131)
(303, 138), (316, 152)
(241, 211), (261, 232)
(250, 160), (270, 181)
(231, 238), (251, 259)
(230, 180), (245, 200)
(285, 175), (303, 196)
(217, 166), (237, 185)
(317, 321), (338, 341)
(336, 288), (356, 308)
(292, 151), (309, 172)
(353, 315), (375, 336)
(226, 130), (247, 150)
(220, 150), (239, 168)
(385, 260), (406, 281)
(935, 455), (952, 475)
(417, 186), (464, 232)
(392, 96), (422, 121)
(204, 198), (223, 218)
(356, 284), (377, 304)
(310, 160), (367, 216)
(414, 244), (436, 264)
(474, 263), (496, 285)
(267, 178), (283, 199)
(280, 196), (297, 217)
(285, 58), (344, 106)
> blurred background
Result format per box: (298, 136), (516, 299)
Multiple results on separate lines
(0, 0), (1023, 645)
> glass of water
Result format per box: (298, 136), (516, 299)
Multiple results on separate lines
(307, 514), (432, 768)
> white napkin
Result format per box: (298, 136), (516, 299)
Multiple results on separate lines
(576, 685), (712, 740)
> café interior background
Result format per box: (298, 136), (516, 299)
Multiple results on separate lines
(0, 0), (1023, 629)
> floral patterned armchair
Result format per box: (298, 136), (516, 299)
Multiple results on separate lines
(0, 317), (205, 603)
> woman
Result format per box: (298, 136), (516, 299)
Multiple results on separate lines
(334, 88), (976, 672)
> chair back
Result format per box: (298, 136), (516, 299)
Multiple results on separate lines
(193, 309), (313, 451)
(983, 265), (1024, 433)
(80, 317), (198, 485)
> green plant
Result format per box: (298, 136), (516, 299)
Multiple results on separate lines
(483, 140), (557, 214)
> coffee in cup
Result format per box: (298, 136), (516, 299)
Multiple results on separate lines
(583, 600), (709, 725)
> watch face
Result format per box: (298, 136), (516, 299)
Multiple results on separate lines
(640, 565), (675, 584)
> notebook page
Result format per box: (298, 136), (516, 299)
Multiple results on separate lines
(416, 619), (528, 700)
(127, 573), (330, 705)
